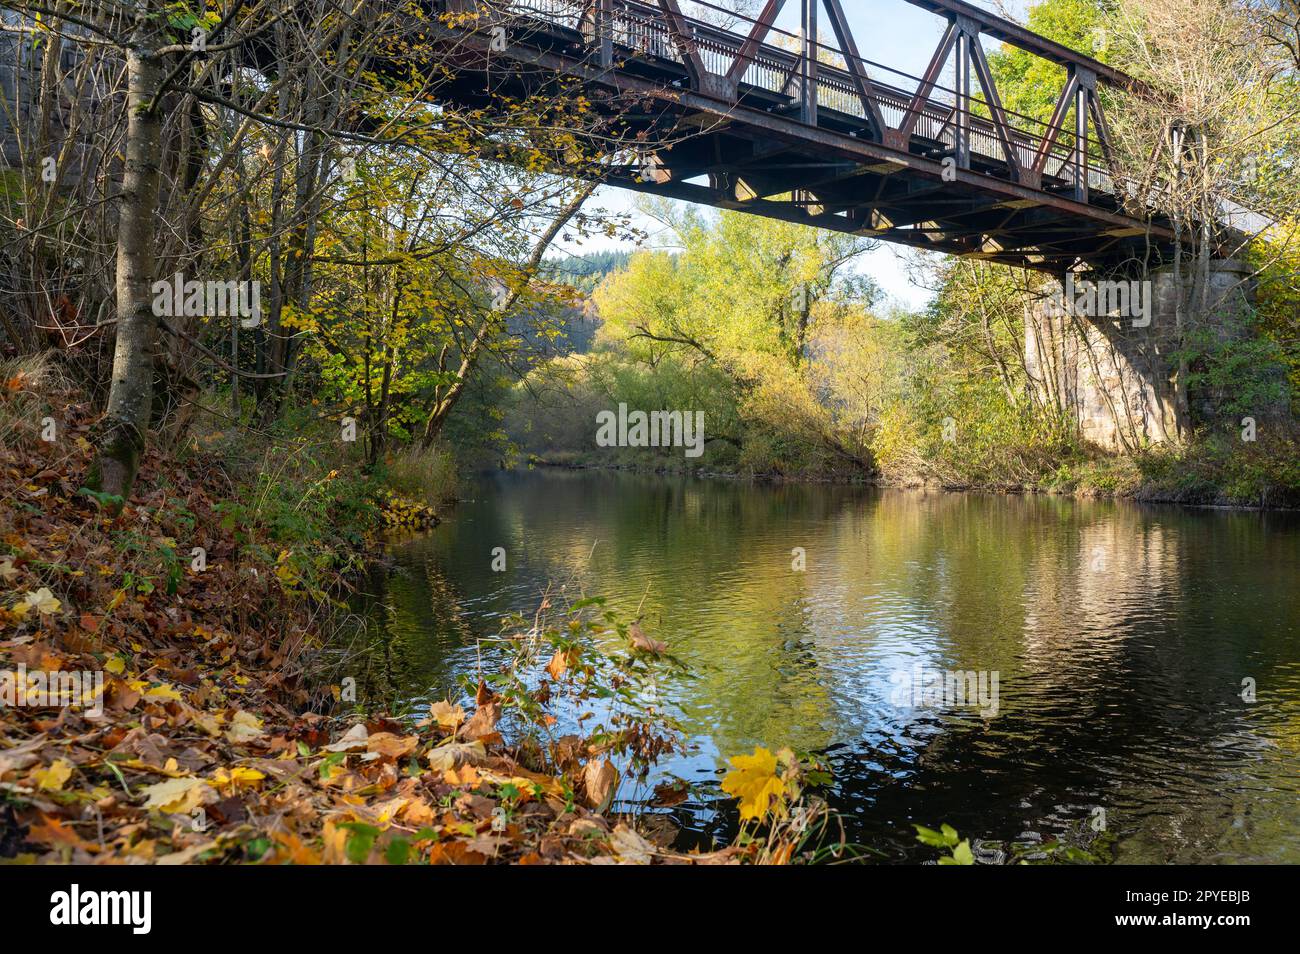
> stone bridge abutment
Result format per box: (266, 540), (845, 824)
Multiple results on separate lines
(1024, 259), (1270, 452)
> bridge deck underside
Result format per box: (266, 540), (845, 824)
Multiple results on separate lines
(434, 5), (1175, 273)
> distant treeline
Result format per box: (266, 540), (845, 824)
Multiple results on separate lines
(544, 250), (634, 293)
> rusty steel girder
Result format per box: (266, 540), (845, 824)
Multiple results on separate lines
(435, 0), (1181, 273)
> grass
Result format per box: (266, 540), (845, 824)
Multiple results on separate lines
(381, 441), (459, 510)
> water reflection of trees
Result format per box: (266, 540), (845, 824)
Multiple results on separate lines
(358, 471), (1300, 861)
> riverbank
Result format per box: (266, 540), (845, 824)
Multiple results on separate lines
(0, 372), (820, 864)
(526, 433), (1300, 511)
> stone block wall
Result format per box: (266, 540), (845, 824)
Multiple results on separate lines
(1024, 259), (1256, 452)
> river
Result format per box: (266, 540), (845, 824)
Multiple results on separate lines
(351, 468), (1300, 863)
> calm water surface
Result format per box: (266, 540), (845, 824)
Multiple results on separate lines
(352, 469), (1300, 863)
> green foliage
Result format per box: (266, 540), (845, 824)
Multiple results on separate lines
(201, 409), (381, 597)
(513, 207), (879, 476)
(868, 258), (1083, 487)
(1177, 324), (1291, 422)
(1247, 229), (1300, 411)
(595, 205), (876, 367)
(872, 375), (1080, 487)
(1134, 432), (1300, 506)
(914, 823), (975, 865)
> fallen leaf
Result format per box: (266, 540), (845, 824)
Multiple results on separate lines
(721, 746), (787, 823)
(607, 823), (655, 864)
(22, 587), (61, 616)
(211, 766), (265, 789)
(628, 621), (666, 655)
(426, 740), (486, 772)
(324, 723), (369, 752)
(225, 710), (265, 744)
(157, 841), (217, 865)
(32, 758), (73, 791)
(427, 840), (488, 865)
(460, 701), (500, 742)
(366, 732), (418, 759)
(429, 700), (465, 731)
(442, 764), (483, 786)
(583, 758), (619, 811)
(143, 683), (182, 702)
(141, 776), (214, 814)
(0, 736), (44, 779)
(26, 814), (88, 849)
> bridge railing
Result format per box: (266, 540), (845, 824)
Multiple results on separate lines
(475, 0), (1114, 198)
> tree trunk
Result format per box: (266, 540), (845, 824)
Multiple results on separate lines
(89, 16), (163, 504)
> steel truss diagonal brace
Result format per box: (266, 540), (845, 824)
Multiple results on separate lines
(726, 0), (788, 84)
(820, 0), (887, 139)
(656, 0), (707, 85)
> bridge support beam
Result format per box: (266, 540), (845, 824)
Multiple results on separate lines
(954, 22), (972, 170)
(800, 0), (818, 125)
(1025, 259), (1266, 452)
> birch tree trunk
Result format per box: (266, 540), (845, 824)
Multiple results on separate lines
(89, 8), (163, 503)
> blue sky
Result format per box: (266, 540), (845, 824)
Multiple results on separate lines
(556, 0), (1033, 311)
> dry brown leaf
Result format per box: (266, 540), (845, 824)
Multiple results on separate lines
(0, 735), (45, 780)
(460, 701), (500, 742)
(629, 621), (666, 655)
(366, 732), (418, 759)
(582, 758), (619, 811)
(607, 823), (655, 864)
(225, 710), (266, 744)
(426, 740), (487, 772)
(545, 648), (567, 680)
(428, 700), (465, 731)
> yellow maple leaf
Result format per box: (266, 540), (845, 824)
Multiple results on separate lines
(721, 746), (788, 823)
(32, 759), (73, 791)
(104, 656), (126, 675)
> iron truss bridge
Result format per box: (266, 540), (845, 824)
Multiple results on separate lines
(431, 0), (1188, 273)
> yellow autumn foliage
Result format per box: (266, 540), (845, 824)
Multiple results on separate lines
(721, 745), (789, 824)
